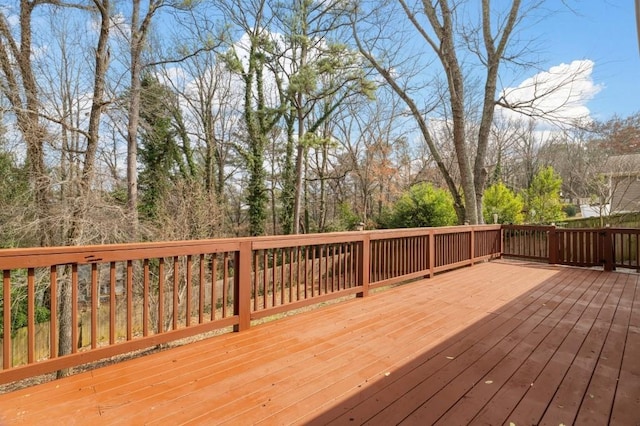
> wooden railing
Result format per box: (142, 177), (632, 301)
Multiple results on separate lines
(502, 225), (553, 261)
(503, 225), (640, 272)
(0, 225), (501, 384)
(610, 228), (640, 271)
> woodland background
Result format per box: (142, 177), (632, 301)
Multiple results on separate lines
(0, 0), (638, 249)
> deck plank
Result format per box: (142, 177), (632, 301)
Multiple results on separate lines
(432, 268), (603, 425)
(499, 269), (619, 425)
(610, 271), (640, 426)
(538, 272), (628, 425)
(314, 264), (580, 425)
(143, 265), (497, 424)
(460, 269), (608, 426)
(574, 273), (635, 425)
(0, 261), (637, 425)
(379, 269), (604, 425)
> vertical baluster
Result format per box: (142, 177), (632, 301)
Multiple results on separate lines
(297, 247), (302, 300)
(49, 266), (57, 359)
(311, 246), (316, 297)
(71, 264), (78, 352)
(186, 255), (192, 327)
(337, 243), (343, 290)
(109, 262), (116, 345)
(252, 252), (258, 312)
(626, 232), (631, 268)
(271, 249), (277, 307)
(127, 260), (133, 341)
(280, 248), (286, 305)
(331, 244), (336, 292)
(304, 246), (309, 298)
(325, 245), (330, 293)
(3, 270), (11, 369)
(321, 245), (326, 294)
(199, 254), (205, 324)
(289, 248), (294, 303)
(158, 258), (165, 334)
(352, 242), (359, 288)
(143, 259), (149, 336)
(635, 231), (640, 272)
(27, 268), (35, 364)
(263, 250), (268, 309)
(90, 264), (98, 349)
(211, 254), (218, 320)
(223, 252), (229, 317)
(172, 257), (179, 330)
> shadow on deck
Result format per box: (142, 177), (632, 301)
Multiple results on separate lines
(0, 260), (638, 425)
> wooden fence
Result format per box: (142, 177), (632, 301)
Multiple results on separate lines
(0, 225), (501, 384)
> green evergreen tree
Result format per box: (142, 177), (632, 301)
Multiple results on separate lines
(138, 75), (196, 221)
(274, 0), (375, 234)
(526, 166), (566, 224)
(482, 182), (524, 224)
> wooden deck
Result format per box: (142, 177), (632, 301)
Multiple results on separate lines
(0, 260), (638, 425)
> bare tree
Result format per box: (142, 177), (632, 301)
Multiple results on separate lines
(332, 89), (411, 225)
(124, 0), (166, 240)
(39, 0), (113, 374)
(0, 1), (54, 245)
(351, 0), (554, 224)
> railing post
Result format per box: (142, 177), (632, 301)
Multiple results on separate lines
(499, 226), (504, 258)
(636, 231), (640, 273)
(428, 230), (435, 277)
(603, 227), (614, 272)
(357, 234), (370, 298)
(470, 227), (475, 266)
(548, 226), (558, 265)
(234, 241), (252, 331)
(3, 270), (11, 369)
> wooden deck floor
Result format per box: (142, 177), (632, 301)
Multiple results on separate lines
(0, 260), (638, 425)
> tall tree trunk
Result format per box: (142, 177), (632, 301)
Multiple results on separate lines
(126, 0), (162, 241)
(0, 1), (52, 245)
(426, 1), (477, 224)
(58, 0), (111, 378)
(242, 40), (270, 236)
(279, 115), (296, 234)
(473, 0), (522, 223)
(291, 0), (309, 234)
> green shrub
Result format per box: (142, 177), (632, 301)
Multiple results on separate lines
(483, 183), (524, 224)
(526, 166), (566, 224)
(562, 204), (579, 217)
(383, 183), (457, 228)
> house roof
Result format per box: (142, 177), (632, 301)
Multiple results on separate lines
(604, 153), (640, 176)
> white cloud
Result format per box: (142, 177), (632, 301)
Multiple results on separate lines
(156, 66), (187, 89)
(89, 12), (130, 40)
(110, 13), (130, 38)
(497, 59), (602, 127)
(6, 14), (18, 28)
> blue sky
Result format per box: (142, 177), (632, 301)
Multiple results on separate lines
(526, 0), (639, 121)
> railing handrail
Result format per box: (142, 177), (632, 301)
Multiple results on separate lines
(0, 225), (503, 384)
(0, 225), (503, 269)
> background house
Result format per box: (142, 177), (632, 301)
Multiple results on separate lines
(604, 154), (640, 213)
